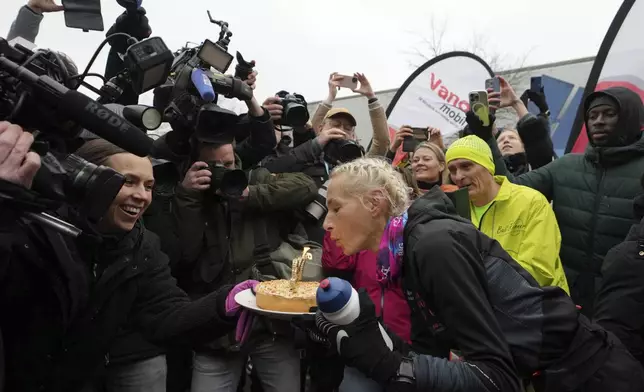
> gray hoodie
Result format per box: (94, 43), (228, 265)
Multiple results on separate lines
(7, 5), (43, 43)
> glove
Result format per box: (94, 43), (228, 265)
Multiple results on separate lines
(315, 289), (403, 384)
(225, 280), (259, 344)
(292, 316), (345, 391)
(520, 89), (549, 114)
(465, 111), (496, 141)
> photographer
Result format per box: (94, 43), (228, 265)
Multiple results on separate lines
(171, 126), (317, 391)
(0, 122), (257, 392)
(311, 73), (390, 158)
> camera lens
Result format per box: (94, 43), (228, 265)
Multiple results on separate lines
(63, 154), (126, 223)
(220, 169), (248, 197)
(304, 180), (330, 221)
(283, 102), (310, 127)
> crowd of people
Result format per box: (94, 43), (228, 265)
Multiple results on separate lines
(3, 1), (644, 392)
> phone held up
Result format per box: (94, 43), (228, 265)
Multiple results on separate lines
(336, 75), (358, 90)
(485, 77), (500, 114)
(530, 76), (543, 93)
(402, 127), (428, 153)
(469, 91), (491, 126)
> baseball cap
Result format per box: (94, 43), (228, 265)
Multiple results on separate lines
(324, 108), (357, 126)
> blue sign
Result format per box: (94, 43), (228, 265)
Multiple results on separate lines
(527, 75), (584, 157)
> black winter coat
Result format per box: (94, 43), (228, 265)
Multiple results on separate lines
(594, 217), (644, 366)
(403, 188), (642, 391)
(494, 87), (644, 315)
(0, 199), (234, 392)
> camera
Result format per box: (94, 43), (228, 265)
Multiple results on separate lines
(323, 139), (364, 166)
(98, 37), (174, 104)
(0, 36), (154, 235)
(32, 153), (125, 224)
(303, 179), (330, 222)
(206, 163), (248, 198)
(275, 91), (309, 127)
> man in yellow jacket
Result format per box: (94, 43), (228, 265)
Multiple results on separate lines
(445, 135), (569, 293)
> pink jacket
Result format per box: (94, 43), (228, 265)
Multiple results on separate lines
(322, 232), (412, 343)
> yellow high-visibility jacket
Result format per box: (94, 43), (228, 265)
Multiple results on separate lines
(471, 176), (570, 293)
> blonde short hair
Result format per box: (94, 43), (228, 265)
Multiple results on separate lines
(331, 157), (410, 217)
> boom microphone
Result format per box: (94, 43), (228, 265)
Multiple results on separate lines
(60, 90), (153, 156)
(0, 56), (152, 156)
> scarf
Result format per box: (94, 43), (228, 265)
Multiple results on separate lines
(376, 211), (408, 285)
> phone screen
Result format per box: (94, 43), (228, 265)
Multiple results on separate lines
(530, 77), (543, 93)
(410, 127), (428, 140)
(485, 77), (500, 93)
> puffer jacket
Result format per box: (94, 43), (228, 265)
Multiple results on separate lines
(493, 87), (644, 315)
(321, 232), (411, 343)
(593, 215), (644, 367)
(471, 176), (569, 293)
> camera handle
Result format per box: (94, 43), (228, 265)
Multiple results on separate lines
(0, 190), (82, 237)
(207, 11), (232, 51)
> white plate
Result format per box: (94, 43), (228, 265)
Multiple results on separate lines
(234, 289), (316, 320)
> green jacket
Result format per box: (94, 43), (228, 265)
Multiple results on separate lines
(492, 87), (644, 314)
(173, 167), (317, 295)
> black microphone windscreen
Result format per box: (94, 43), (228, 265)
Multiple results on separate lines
(59, 90), (152, 157)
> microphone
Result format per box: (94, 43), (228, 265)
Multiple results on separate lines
(191, 68), (215, 102)
(0, 56), (152, 157)
(59, 90), (153, 156)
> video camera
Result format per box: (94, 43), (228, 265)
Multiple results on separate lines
(0, 35), (163, 236)
(155, 12), (255, 136)
(98, 36), (174, 104)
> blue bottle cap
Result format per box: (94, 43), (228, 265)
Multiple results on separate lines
(316, 277), (353, 314)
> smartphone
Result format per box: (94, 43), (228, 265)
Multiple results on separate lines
(485, 77), (500, 93)
(62, 0), (104, 32)
(469, 91), (490, 126)
(530, 76), (543, 93)
(402, 127), (428, 153)
(337, 75), (358, 90)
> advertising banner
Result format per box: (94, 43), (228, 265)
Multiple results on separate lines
(386, 52), (494, 165)
(567, 0), (642, 153)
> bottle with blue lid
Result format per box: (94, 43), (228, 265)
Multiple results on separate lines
(316, 277), (393, 350)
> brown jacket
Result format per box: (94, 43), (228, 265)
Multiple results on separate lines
(311, 98), (390, 157)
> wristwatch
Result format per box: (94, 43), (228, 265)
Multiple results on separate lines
(391, 355), (416, 385)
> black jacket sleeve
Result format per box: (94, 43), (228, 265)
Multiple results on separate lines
(409, 227), (521, 392)
(261, 139), (324, 174)
(235, 109), (277, 169)
(130, 237), (235, 345)
(593, 234), (644, 365)
(516, 114), (554, 170)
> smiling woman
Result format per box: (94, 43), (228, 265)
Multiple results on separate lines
(75, 138), (155, 232)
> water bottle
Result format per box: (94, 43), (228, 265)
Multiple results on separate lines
(316, 277), (393, 350)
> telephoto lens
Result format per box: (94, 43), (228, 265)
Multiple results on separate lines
(275, 91), (309, 127)
(207, 163), (248, 198)
(304, 180), (330, 222)
(32, 153), (126, 223)
(323, 139), (364, 166)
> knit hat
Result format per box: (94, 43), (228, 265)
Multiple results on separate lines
(445, 135), (495, 175)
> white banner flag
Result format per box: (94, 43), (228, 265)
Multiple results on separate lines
(386, 52), (494, 164)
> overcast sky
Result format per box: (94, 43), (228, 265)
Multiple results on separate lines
(2, 0), (623, 108)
